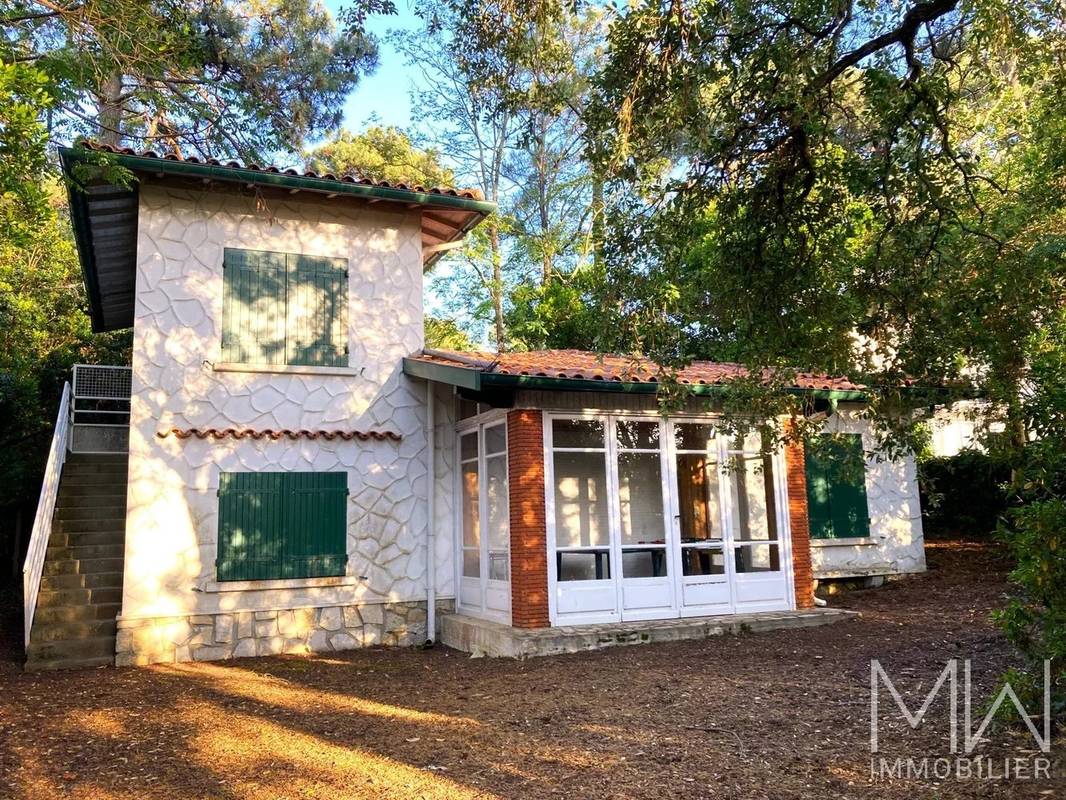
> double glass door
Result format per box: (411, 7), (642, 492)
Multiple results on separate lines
(549, 415), (791, 625)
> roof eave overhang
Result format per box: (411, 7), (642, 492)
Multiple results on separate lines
(401, 359), (869, 402)
(59, 146), (497, 215)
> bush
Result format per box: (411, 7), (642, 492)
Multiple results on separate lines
(918, 450), (1011, 539)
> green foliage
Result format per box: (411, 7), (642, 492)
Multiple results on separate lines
(1, 0), (392, 160)
(505, 269), (606, 351)
(425, 316), (473, 350)
(307, 126), (456, 186)
(0, 183), (131, 508)
(917, 451), (1010, 539)
(0, 62), (51, 246)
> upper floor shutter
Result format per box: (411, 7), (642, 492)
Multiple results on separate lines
(222, 248), (288, 365)
(221, 248), (348, 367)
(286, 254), (348, 367)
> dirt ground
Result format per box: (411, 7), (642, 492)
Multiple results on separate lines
(0, 540), (1061, 799)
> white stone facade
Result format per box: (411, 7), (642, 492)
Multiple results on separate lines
(809, 411), (927, 579)
(120, 185), (454, 662)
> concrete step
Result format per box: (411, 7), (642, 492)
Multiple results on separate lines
(36, 586), (122, 609)
(60, 473), (129, 486)
(26, 636), (116, 664)
(33, 602), (121, 625)
(40, 572), (123, 591)
(54, 504), (127, 521)
(25, 654), (114, 672)
(57, 484), (128, 499)
(54, 517), (125, 534)
(49, 531), (125, 549)
(47, 543), (123, 561)
(43, 556), (124, 576)
(29, 619), (118, 643)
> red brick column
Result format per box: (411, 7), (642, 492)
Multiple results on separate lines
(507, 409), (550, 628)
(784, 426), (815, 609)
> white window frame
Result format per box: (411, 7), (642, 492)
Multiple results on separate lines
(454, 407), (511, 624)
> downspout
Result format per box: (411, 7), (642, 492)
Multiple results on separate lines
(425, 379), (436, 644)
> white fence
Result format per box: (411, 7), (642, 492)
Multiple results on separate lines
(23, 381), (71, 647)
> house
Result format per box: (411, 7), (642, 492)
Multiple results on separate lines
(22, 141), (924, 669)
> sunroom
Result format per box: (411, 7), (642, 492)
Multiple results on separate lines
(405, 349), (892, 655)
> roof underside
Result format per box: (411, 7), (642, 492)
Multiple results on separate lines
(60, 144), (495, 332)
(402, 349), (869, 401)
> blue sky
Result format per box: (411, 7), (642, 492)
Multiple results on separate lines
(322, 0), (422, 132)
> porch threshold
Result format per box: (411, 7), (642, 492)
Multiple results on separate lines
(439, 608), (859, 659)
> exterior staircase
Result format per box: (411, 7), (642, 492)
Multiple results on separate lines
(25, 453), (127, 670)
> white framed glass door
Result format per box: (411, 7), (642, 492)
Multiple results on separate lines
(547, 414), (794, 626)
(457, 419), (511, 622)
(670, 422), (732, 614)
(613, 419), (675, 620)
(724, 433), (790, 611)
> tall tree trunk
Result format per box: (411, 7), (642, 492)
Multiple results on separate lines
(490, 221), (506, 352)
(96, 71), (124, 146)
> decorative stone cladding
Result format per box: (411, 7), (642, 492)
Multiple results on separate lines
(783, 430), (815, 609)
(507, 409), (550, 628)
(121, 184), (454, 637)
(115, 599), (455, 666)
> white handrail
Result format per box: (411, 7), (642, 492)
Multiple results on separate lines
(23, 381), (72, 649)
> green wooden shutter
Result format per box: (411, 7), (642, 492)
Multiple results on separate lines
(286, 254), (348, 367)
(217, 472), (348, 581)
(222, 249), (288, 365)
(804, 434), (871, 539)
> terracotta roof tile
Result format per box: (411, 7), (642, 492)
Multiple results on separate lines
(78, 140), (485, 201)
(415, 349), (865, 392)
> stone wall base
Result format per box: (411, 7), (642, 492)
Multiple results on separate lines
(116, 599), (456, 666)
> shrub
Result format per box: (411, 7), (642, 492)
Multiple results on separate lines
(917, 450), (1010, 539)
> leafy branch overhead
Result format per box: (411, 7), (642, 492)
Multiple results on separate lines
(1, 0), (395, 161)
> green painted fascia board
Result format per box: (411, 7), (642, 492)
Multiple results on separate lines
(403, 359), (869, 401)
(481, 372), (868, 401)
(402, 357), (482, 391)
(59, 146), (498, 215)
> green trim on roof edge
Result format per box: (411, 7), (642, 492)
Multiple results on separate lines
(402, 358), (868, 402)
(59, 146), (498, 215)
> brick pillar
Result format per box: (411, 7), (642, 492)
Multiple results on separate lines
(507, 409), (550, 628)
(784, 426), (815, 609)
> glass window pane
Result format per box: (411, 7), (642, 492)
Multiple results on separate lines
(552, 418), (605, 449)
(462, 549), (480, 577)
(486, 454), (509, 551)
(461, 461), (479, 547)
(616, 419), (660, 450)
(729, 453), (778, 541)
(553, 451), (610, 547)
(485, 424), (506, 455)
(488, 551), (509, 581)
(734, 543), (781, 573)
(617, 452), (666, 546)
(458, 396), (479, 420)
(676, 453), (722, 543)
(681, 547), (726, 576)
(557, 550), (611, 581)
(460, 431), (478, 461)
(674, 423), (717, 452)
(621, 548), (668, 578)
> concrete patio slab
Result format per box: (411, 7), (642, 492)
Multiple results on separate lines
(440, 607), (860, 658)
